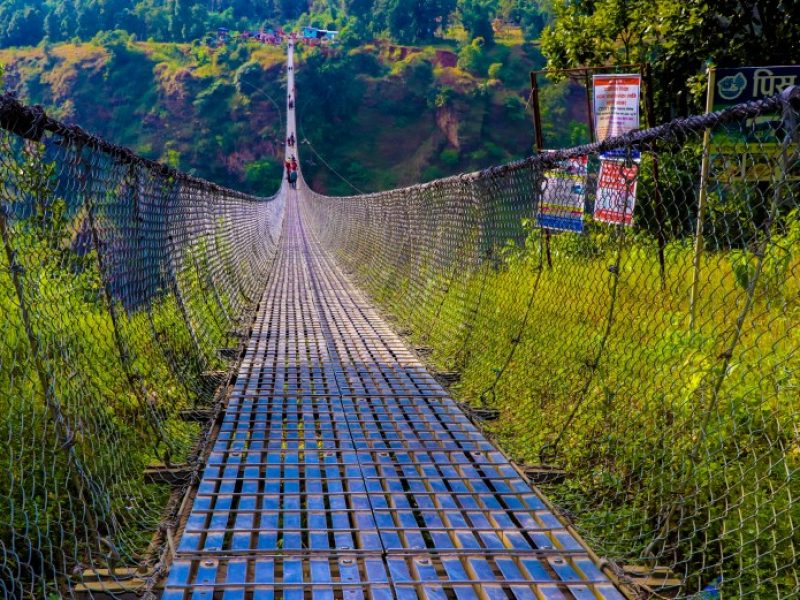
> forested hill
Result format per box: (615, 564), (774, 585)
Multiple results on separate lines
(1, 0), (798, 195)
(0, 0), (545, 48)
(0, 2), (550, 194)
(0, 31), (543, 195)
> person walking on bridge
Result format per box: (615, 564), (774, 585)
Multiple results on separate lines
(286, 155), (298, 189)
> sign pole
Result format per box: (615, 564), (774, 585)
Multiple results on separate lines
(530, 71), (553, 268)
(689, 66), (716, 332)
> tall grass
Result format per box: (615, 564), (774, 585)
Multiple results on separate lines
(379, 219), (798, 594)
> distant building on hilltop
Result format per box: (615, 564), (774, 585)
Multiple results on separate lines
(301, 27), (338, 46)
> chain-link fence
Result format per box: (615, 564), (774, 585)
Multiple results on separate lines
(0, 93), (284, 598)
(2, 80), (799, 599)
(302, 88), (800, 598)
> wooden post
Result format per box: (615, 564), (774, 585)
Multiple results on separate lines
(584, 71), (595, 143)
(530, 71), (544, 151)
(544, 228), (553, 268)
(689, 67), (716, 331)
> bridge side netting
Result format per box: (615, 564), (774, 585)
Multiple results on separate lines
(302, 89), (800, 598)
(0, 94), (284, 597)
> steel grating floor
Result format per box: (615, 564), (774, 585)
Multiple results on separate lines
(162, 194), (625, 599)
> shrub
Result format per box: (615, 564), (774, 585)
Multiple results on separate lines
(440, 148), (461, 167)
(457, 36), (486, 74)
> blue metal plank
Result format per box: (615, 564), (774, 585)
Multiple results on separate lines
(164, 559), (192, 588)
(226, 560), (247, 584)
(231, 511), (254, 550)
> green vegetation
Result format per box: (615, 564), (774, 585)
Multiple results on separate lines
(1, 28), (540, 195)
(296, 37), (541, 194)
(0, 1), (553, 194)
(0, 0), (303, 47)
(541, 0), (800, 119)
(1, 34), (287, 194)
(0, 131), (279, 594)
(312, 150), (800, 595)
(3, 1), (796, 195)
(0, 0), (548, 49)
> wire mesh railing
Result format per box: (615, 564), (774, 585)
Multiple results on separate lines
(0, 93), (284, 598)
(2, 75), (799, 599)
(301, 87), (800, 598)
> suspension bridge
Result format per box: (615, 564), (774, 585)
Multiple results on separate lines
(1, 46), (798, 600)
(156, 45), (625, 599)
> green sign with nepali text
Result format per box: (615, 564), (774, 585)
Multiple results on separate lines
(709, 66), (800, 180)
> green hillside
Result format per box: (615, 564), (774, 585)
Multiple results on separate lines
(296, 31), (543, 194)
(1, 34), (287, 191)
(0, 27), (542, 195)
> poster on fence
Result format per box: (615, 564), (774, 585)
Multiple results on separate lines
(537, 156), (588, 232)
(707, 66), (800, 181)
(594, 158), (640, 226)
(593, 74), (641, 158)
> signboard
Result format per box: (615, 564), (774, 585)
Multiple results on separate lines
(707, 66), (800, 181)
(537, 156), (588, 232)
(714, 66), (798, 107)
(593, 74), (641, 157)
(590, 75), (643, 226)
(594, 159), (639, 226)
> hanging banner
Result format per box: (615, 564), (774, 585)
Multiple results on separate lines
(594, 159), (639, 226)
(593, 74), (641, 159)
(591, 74), (642, 225)
(537, 156), (588, 232)
(707, 65), (800, 180)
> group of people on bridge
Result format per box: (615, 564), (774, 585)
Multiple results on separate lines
(285, 59), (298, 189)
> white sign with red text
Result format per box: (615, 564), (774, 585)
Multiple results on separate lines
(593, 75), (641, 141)
(593, 159), (640, 226)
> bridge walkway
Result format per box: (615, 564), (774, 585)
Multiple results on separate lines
(161, 193), (625, 599)
(161, 43), (625, 600)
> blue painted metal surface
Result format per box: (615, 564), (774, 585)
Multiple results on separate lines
(161, 197), (626, 599)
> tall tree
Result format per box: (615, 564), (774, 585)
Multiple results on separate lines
(3, 7), (44, 47)
(344, 0), (375, 16)
(280, 0), (308, 20)
(76, 1), (103, 39)
(43, 8), (63, 41)
(169, 0), (193, 41)
(457, 0), (496, 45)
(376, 0), (456, 43)
(541, 0), (800, 118)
